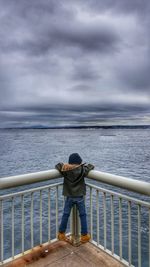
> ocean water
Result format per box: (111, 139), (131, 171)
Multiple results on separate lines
(0, 128), (150, 266)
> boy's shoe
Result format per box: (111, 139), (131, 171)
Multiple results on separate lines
(57, 232), (68, 241)
(80, 234), (91, 243)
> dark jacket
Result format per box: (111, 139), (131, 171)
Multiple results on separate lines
(55, 163), (94, 196)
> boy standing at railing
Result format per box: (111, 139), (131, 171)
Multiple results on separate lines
(55, 153), (94, 243)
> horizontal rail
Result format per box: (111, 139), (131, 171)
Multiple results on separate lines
(0, 169), (61, 190)
(0, 182), (63, 200)
(87, 170), (150, 196)
(86, 183), (150, 208)
(0, 169), (150, 196)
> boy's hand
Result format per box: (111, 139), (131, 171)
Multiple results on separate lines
(55, 162), (63, 172)
(84, 163), (94, 176)
(87, 164), (94, 170)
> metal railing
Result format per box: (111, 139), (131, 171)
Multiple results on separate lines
(0, 169), (150, 266)
(85, 183), (150, 267)
(0, 182), (64, 265)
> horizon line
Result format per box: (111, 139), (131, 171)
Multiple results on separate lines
(0, 124), (150, 130)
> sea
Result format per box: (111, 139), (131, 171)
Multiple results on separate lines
(0, 128), (150, 266)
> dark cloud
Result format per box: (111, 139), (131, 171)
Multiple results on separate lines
(0, 0), (120, 56)
(0, 0), (150, 127)
(69, 84), (93, 92)
(118, 59), (150, 92)
(18, 24), (119, 57)
(72, 63), (100, 81)
(52, 24), (119, 53)
(78, 0), (150, 16)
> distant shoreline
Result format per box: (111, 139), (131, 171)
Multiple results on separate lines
(1, 125), (150, 130)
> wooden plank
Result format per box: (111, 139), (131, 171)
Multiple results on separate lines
(76, 243), (124, 267)
(4, 241), (125, 267)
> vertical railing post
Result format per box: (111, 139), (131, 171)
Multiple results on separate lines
(149, 208), (150, 267)
(40, 190), (42, 245)
(0, 200), (3, 264)
(90, 187), (93, 240)
(56, 186), (58, 237)
(48, 188), (51, 243)
(21, 195), (24, 255)
(12, 197), (14, 259)
(119, 197), (122, 260)
(71, 205), (80, 246)
(128, 201), (132, 266)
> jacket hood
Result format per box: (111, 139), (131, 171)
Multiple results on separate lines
(61, 163), (84, 172)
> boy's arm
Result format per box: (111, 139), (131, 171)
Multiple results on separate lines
(84, 164), (94, 176)
(55, 162), (63, 173)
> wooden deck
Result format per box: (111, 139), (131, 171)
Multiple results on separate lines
(4, 241), (125, 267)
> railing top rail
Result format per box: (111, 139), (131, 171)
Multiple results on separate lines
(0, 169), (61, 190)
(0, 182), (63, 200)
(87, 170), (150, 196)
(0, 169), (150, 196)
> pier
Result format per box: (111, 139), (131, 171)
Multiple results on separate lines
(0, 169), (150, 266)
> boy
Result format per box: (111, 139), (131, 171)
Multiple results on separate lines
(55, 153), (94, 243)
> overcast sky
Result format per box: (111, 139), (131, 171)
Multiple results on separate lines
(0, 0), (150, 128)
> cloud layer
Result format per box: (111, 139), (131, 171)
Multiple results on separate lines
(0, 0), (150, 127)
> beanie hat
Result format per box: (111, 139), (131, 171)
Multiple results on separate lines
(68, 153), (82, 165)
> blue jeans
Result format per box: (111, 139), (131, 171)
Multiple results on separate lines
(59, 196), (88, 235)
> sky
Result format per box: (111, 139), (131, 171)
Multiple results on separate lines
(0, 0), (150, 128)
